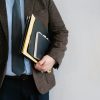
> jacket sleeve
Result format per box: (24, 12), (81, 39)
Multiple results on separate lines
(47, 0), (68, 69)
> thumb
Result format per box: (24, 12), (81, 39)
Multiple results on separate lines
(38, 56), (47, 65)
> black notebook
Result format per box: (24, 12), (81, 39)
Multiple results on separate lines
(34, 32), (50, 60)
(21, 14), (50, 63)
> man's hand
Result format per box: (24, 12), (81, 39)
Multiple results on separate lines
(35, 55), (56, 72)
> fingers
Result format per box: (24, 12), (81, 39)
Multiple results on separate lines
(35, 62), (46, 72)
(34, 55), (55, 73)
(35, 62), (51, 73)
(35, 63), (45, 72)
(35, 56), (46, 72)
(38, 56), (46, 65)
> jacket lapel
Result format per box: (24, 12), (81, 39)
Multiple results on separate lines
(0, 0), (8, 40)
(24, 0), (36, 18)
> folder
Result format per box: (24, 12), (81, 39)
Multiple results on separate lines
(21, 14), (50, 63)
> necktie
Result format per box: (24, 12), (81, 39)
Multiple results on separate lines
(12, 0), (25, 75)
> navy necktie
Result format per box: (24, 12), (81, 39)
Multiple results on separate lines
(12, 0), (25, 75)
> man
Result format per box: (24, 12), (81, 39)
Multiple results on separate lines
(0, 0), (68, 100)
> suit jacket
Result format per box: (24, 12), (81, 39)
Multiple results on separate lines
(0, 0), (68, 94)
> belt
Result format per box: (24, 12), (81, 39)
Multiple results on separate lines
(5, 74), (33, 80)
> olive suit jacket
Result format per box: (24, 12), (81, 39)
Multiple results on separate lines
(0, 0), (68, 94)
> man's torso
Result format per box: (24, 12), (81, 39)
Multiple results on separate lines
(0, 0), (56, 94)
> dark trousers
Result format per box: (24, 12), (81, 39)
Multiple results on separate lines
(0, 75), (49, 100)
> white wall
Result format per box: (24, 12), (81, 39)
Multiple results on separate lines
(50, 0), (100, 100)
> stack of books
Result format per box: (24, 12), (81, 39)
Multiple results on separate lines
(21, 14), (50, 63)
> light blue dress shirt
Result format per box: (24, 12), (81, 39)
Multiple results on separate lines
(5, 0), (32, 76)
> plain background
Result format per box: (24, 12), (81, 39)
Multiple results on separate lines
(50, 0), (100, 100)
